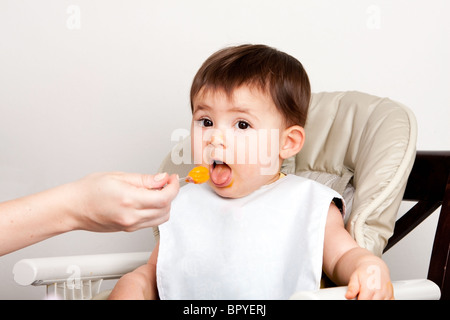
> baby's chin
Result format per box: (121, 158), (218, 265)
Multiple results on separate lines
(208, 181), (246, 199)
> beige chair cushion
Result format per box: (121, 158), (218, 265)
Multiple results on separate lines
(292, 91), (417, 256)
(155, 91), (417, 257)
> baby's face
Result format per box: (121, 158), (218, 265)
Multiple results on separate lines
(191, 85), (286, 198)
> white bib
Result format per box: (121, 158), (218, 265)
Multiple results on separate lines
(157, 174), (343, 299)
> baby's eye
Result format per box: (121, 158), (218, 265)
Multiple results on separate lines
(200, 118), (213, 127)
(235, 120), (250, 130)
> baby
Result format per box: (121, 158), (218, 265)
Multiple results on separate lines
(109, 44), (393, 300)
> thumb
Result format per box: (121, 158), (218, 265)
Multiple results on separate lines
(142, 172), (170, 189)
(120, 172), (170, 189)
(345, 273), (361, 300)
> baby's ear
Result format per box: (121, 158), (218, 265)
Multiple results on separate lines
(279, 125), (305, 160)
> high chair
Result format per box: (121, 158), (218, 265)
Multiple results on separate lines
(13, 91), (447, 300)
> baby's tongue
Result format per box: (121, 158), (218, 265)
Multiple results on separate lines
(211, 163), (232, 185)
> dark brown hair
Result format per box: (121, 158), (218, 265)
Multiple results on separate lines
(190, 44), (311, 127)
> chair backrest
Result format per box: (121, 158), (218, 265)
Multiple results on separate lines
(384, 151), (450, 300)
(289, 91), (417, 256)
(156, 91), (418, 257)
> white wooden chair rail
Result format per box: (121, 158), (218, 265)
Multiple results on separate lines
(13, 252), (440, 300)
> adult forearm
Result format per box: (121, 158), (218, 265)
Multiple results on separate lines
(0, 171), (178, 256)
(0, 183), (77, 256)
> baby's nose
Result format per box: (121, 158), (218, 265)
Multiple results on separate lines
(210, 130), (225, 148)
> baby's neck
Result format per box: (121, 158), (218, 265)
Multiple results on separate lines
(263, 172), (285, 187)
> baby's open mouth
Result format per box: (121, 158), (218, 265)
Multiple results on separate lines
(210, 160), (233, 187)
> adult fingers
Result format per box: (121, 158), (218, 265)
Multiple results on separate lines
(129, 174), (180, 210)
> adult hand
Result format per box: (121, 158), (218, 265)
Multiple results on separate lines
(73, 172), (179, 232)
(0, 172), (179, 256)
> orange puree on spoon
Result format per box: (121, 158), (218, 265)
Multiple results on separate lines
(181, 166), (210, 184)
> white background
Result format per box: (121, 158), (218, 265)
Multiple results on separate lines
(0, 0), (449, 299)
